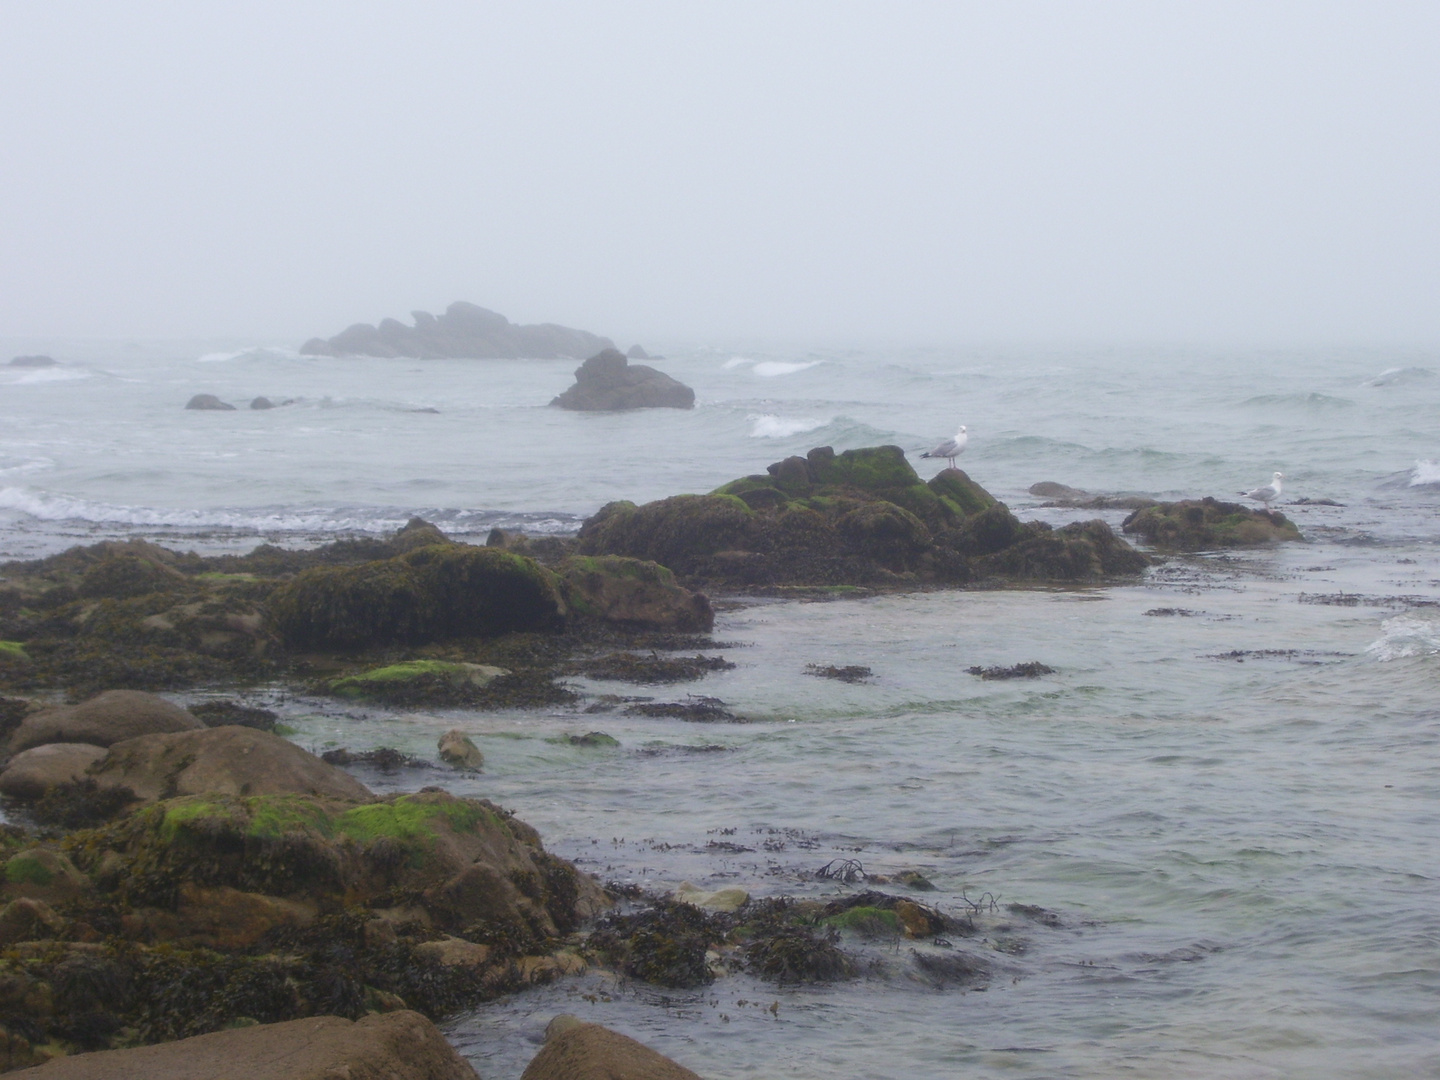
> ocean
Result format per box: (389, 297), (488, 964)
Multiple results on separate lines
(2, 339), (1438, 1078)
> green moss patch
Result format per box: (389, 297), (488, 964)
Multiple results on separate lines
(334, 794), (489, 844)
(0, 641), (30, 663)
(823, 905), (900, 934)
(4, 851), (55, 886)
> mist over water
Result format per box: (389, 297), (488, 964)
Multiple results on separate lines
(3, 341), (1439, 1078)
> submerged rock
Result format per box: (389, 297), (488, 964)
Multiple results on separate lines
(300, 300), (613, 360)
(1122, 498), (1303, 550)
(8, 355), (57, 367)
(184, 394), (235, 411)
(550, 348), (695, 410)
(16, 1010), (481, 1080)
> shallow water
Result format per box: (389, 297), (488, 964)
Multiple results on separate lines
(4, 340), (1440, 1077)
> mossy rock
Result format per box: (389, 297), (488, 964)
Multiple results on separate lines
(822, 905), (900, 935)
(78, 554), (188, 600)
(576, 495), (755, 576)
(0, 641), (30, 665)
(973, 519), (1151, 581)
(63, 790), (603, 941)
(558, 555), (713, 631)
(808, 445), (919, 492)
(327, 660), (509, 700)
(1121, 498), (1303, 550)
(269, 543), (566, 650)
(928, 468), (997, 517)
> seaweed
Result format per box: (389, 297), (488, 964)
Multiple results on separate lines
(804, 664), (873, 683)
(574, 653), (735, 684)
(967, 662), (1055, 680)
(623, 696), (737, 722)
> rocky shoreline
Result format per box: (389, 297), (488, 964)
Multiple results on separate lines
(0, 446), (1304, 1075)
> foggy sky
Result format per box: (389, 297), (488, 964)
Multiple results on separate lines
(2, 1), (1437, 345)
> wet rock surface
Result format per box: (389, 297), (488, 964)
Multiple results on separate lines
(579, 445), (1149, 588)
(1122, 497), (1303, 550)
(184, 394), (235, 411)
(550, 349), (696, 411)
(522, 1017), (702, 1080)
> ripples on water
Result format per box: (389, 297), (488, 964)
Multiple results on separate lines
(3, 340), (1439, 1077)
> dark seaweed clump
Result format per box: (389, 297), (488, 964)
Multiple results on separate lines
(319, 746), (430, 772)
(31, 778), (136, 830)
(588, 900), (722, 988)
(623, 696), (737, 722)
(574, 652), (735, 684)
(967, 662), (1055, 680)
(804, 664), (873, 683)
(189, 700), (278, 732)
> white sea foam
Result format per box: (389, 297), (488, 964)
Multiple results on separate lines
(722, 356), (824, 377)
(1408, 460), (1440, 487)
(747, 414), (827, 438)
(753, 360), (823, 377)
(7, 367), (92, 384)
(1366, 613), (1440, 661)
(197, 346), (302, 363)
(0, 486), (582, 537)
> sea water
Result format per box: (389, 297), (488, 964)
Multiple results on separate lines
(1, 339), (1438, 1078)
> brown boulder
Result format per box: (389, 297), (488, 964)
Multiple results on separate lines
(0, 897), (67, 944)
(16, 1009), (480, 1079)
(9, 690), (202, 754)
(0, 743), (106, 800)
(522, 1017), (704, 1080)
(88, 726), (373, 803)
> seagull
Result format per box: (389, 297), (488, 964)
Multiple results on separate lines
(920, 426), (968, 468)
(1240, 471), (1285, 508)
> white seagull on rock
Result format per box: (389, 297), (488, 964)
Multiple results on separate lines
(920, 426), (968, 468)
(1240, 471), (1284, 508)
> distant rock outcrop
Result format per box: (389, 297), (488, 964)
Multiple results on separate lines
(8, 355), (56, 367)
(185, 394), (235, 411)
(550, 349), (695, 410)
(300, 301), (614, 359)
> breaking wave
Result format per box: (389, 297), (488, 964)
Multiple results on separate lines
(1366, 613), (1440, 661)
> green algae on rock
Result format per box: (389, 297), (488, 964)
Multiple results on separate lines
(579, 444), (1148, 588)
(269, 544), (566, 650)
(1121, 497), (1303, 550)
(557, 555), (713, 632)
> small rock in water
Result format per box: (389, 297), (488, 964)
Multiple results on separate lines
(185, 393), (236, 410)
(8, 354), (56, 367)
(563, 731), (620, 748)
(624, 696), (737, 722)
(1144, 607), (1197, 617)
(967, 662), (1055, 680)
(438, 728), (484, 770)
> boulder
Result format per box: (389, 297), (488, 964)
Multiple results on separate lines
(0, 743), (107, 800)
(185, 394), (235, 410)
(1121, 498), (1303, 550)
(14, 1010), (481, 1080)
(522, 1017), (703, 1080)
(269, 543), (566, 650)
(1, 848), (90, 903)
(675, 883), (749, 912)
(300, 300), (614, 360)
(558, 555), (714, 631)
(9, 690), (203, 754)
(88, 726), (374, 803)
(414, 935), (491, 969)
(437, 729), (485, 770)
(550, 348), (695, 410)
(80, 789), (606, 940)
(9, 354), (57, 367)
(625, 344), (651, 359)
(249, 396), (285, 410)
(0, 897), (66, 944)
